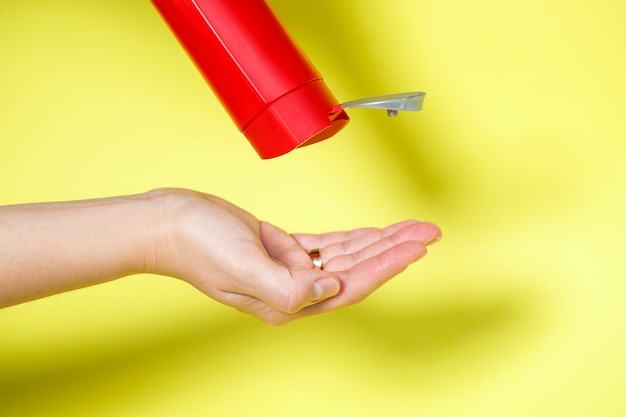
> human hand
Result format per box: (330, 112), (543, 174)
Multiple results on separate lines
(147, 189), (442, 325)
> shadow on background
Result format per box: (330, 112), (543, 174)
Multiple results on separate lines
(0, 1), (553, 415)
(0, 284), (533, 414)
(267, 0), (451, 199)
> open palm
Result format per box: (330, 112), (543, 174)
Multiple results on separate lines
(156, 189), (441, 325)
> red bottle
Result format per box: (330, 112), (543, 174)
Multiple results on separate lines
(151, 0), (350, 159)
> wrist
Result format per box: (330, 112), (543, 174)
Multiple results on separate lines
(139, 188), (194, 277)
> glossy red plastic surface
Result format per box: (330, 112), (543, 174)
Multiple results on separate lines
(151, 0), (349, 158)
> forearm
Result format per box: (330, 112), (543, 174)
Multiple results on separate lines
(0, 187), (442, 323)
(0, 193), (158, 307)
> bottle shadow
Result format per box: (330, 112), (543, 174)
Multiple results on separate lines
(266, 0), (451, 198)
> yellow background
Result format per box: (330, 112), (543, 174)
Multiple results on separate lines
(1, 0), (625, 416)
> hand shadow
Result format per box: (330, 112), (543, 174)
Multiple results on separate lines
(0, 283), (535, 415)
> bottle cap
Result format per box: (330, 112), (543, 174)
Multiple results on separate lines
(243, 79), (350, 159)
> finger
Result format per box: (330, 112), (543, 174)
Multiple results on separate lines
(293, 240), (427, 317)
(334, 239), (427, 300)
(218, 271), (338, 326)
(322, 224), (429, 272)
(215, 236), (423, 325)
(214, 248), (341, 316)
(291, 225), (383, 250)
(292, 220), (440, 253)
(216, 272), (341, 326)
(297, 220), (440, 270)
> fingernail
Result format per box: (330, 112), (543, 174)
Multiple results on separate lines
(313, 277), (340, 301)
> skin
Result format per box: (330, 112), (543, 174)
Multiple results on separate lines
(0, 188), (442, 325)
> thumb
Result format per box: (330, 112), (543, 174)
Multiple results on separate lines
(311, 274), (342, 303)
(227, 249), (342, 314)
(266, 268), (341, 314)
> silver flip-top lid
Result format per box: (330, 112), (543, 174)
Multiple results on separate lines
(339, 92), (426, 117)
